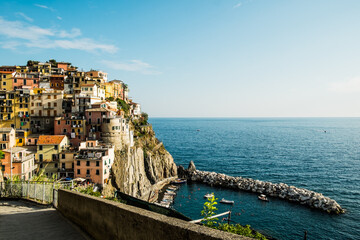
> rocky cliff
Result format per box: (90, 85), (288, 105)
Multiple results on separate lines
(107, 124), (177, 201)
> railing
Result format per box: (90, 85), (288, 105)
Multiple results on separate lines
(0, 181), (74, 205)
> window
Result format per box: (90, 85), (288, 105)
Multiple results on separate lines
(77, 169), (80, 174)
(54, 145), (58, 150)
(96, 161), (100, 167)
(47, 95), (51, 99)
(39, 164), (43, 168)
(86, 161), (90, 166)
(62, 154), (65, 159)
(54, 102), (57, 107)
(48, 102), (51, 107)
(77, 161), (80, 166)
(89, 112), (91, 116)
(39, 145), (43, 150)
(31, 110), (34, 114)
(96, 169), (99, 175)
(63, 129), (67, 133)
(39, 154), (43, 161)
(19, 104), (23, 108)
(54, 163), (58, 168)
(58, 120), (60, 125)
(86, 169), (90, 175)
(14, 79), (17, 83)
(2, 82), (5, 86)
(19, 139), (22, 143)
(62, 163), (65, 169)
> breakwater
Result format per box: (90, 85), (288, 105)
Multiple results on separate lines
(178, 161), (344, 214)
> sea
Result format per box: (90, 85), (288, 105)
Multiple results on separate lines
(150, 118), (360, 240)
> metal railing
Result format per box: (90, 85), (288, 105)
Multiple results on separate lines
(0, 181), (74, 205)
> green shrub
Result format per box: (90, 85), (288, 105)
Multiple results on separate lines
(201, 194), (269, 240)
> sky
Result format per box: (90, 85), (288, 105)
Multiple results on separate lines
(1, 0), (360, 117)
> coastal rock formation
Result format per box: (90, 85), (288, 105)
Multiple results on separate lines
(109, 124), (177, 200)
(179, 163), (344, 214)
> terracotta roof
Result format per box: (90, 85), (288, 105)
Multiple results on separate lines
(81, 84), (96, 87)
(0, 71), (14, 74)
(38, 135), (66, 145)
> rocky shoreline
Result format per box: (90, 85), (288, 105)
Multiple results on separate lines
(178, 161), (345, 214)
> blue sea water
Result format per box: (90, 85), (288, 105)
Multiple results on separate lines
(150, 118), (360, 240)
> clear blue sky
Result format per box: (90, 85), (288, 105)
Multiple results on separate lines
(1, 0), (360, 117)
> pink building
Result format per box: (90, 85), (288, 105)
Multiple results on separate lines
(85, 108), (116, 140)
(13, 73), (39, 90)
(74, 140), (114, 186)
(54, 115), (87, 148)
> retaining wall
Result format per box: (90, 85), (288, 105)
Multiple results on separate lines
(57, 189), (250, 240)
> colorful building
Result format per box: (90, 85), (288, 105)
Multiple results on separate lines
(0, 71), (16, 91)
(74, 140), (114, 185)
(0, 128), (16, 150)
(36, 135), (69, 178)
(54, 115), (87, 148)
(1, 147), (36, 180)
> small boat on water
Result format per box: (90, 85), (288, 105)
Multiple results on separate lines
(220, 198), (234, 204)
(204, 193), (214, 199)
(258, 194), (269, 202)
(172, 179), (187, 184)
(165, 190), (176, 196)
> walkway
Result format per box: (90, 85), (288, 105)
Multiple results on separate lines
(0, 200), (91, 240)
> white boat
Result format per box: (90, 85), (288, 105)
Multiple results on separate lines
(258, 194), (269, 202)
(220, 198), (234, 204)
(204, 193), (214, 199)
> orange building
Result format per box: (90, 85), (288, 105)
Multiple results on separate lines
(1, 147), (36, 180)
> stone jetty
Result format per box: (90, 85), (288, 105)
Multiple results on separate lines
(178, 161), (344, 214)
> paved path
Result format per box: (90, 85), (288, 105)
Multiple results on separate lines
(0, 200), (91, 240)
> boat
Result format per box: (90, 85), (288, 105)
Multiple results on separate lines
(204, 193), (214, 199)
(220, 198), (234, 204)
(172, 179), (187, 184)
(165, 190), (176, 196)
(258, 194), (269, 202)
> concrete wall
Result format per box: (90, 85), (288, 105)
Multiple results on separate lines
(57, 189), (250, 240)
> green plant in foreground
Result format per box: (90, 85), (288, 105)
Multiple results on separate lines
(201, 194), (269, 240)
(201, 194), (218, 227)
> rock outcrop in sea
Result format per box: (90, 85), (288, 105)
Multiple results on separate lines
(178, 161), (345, 214)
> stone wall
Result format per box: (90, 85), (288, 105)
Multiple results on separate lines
(57, 189), (250, 240)
(179, 162), (344, 214)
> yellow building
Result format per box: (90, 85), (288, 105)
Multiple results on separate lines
(14, 89), (31, 146)
(0, 90), (15, 129)
(36, 135), (69, 178)
(0, 71), (16, 91)
(104, 82), (114, 99)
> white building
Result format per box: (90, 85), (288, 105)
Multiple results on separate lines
(80, 84), (105, 100)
